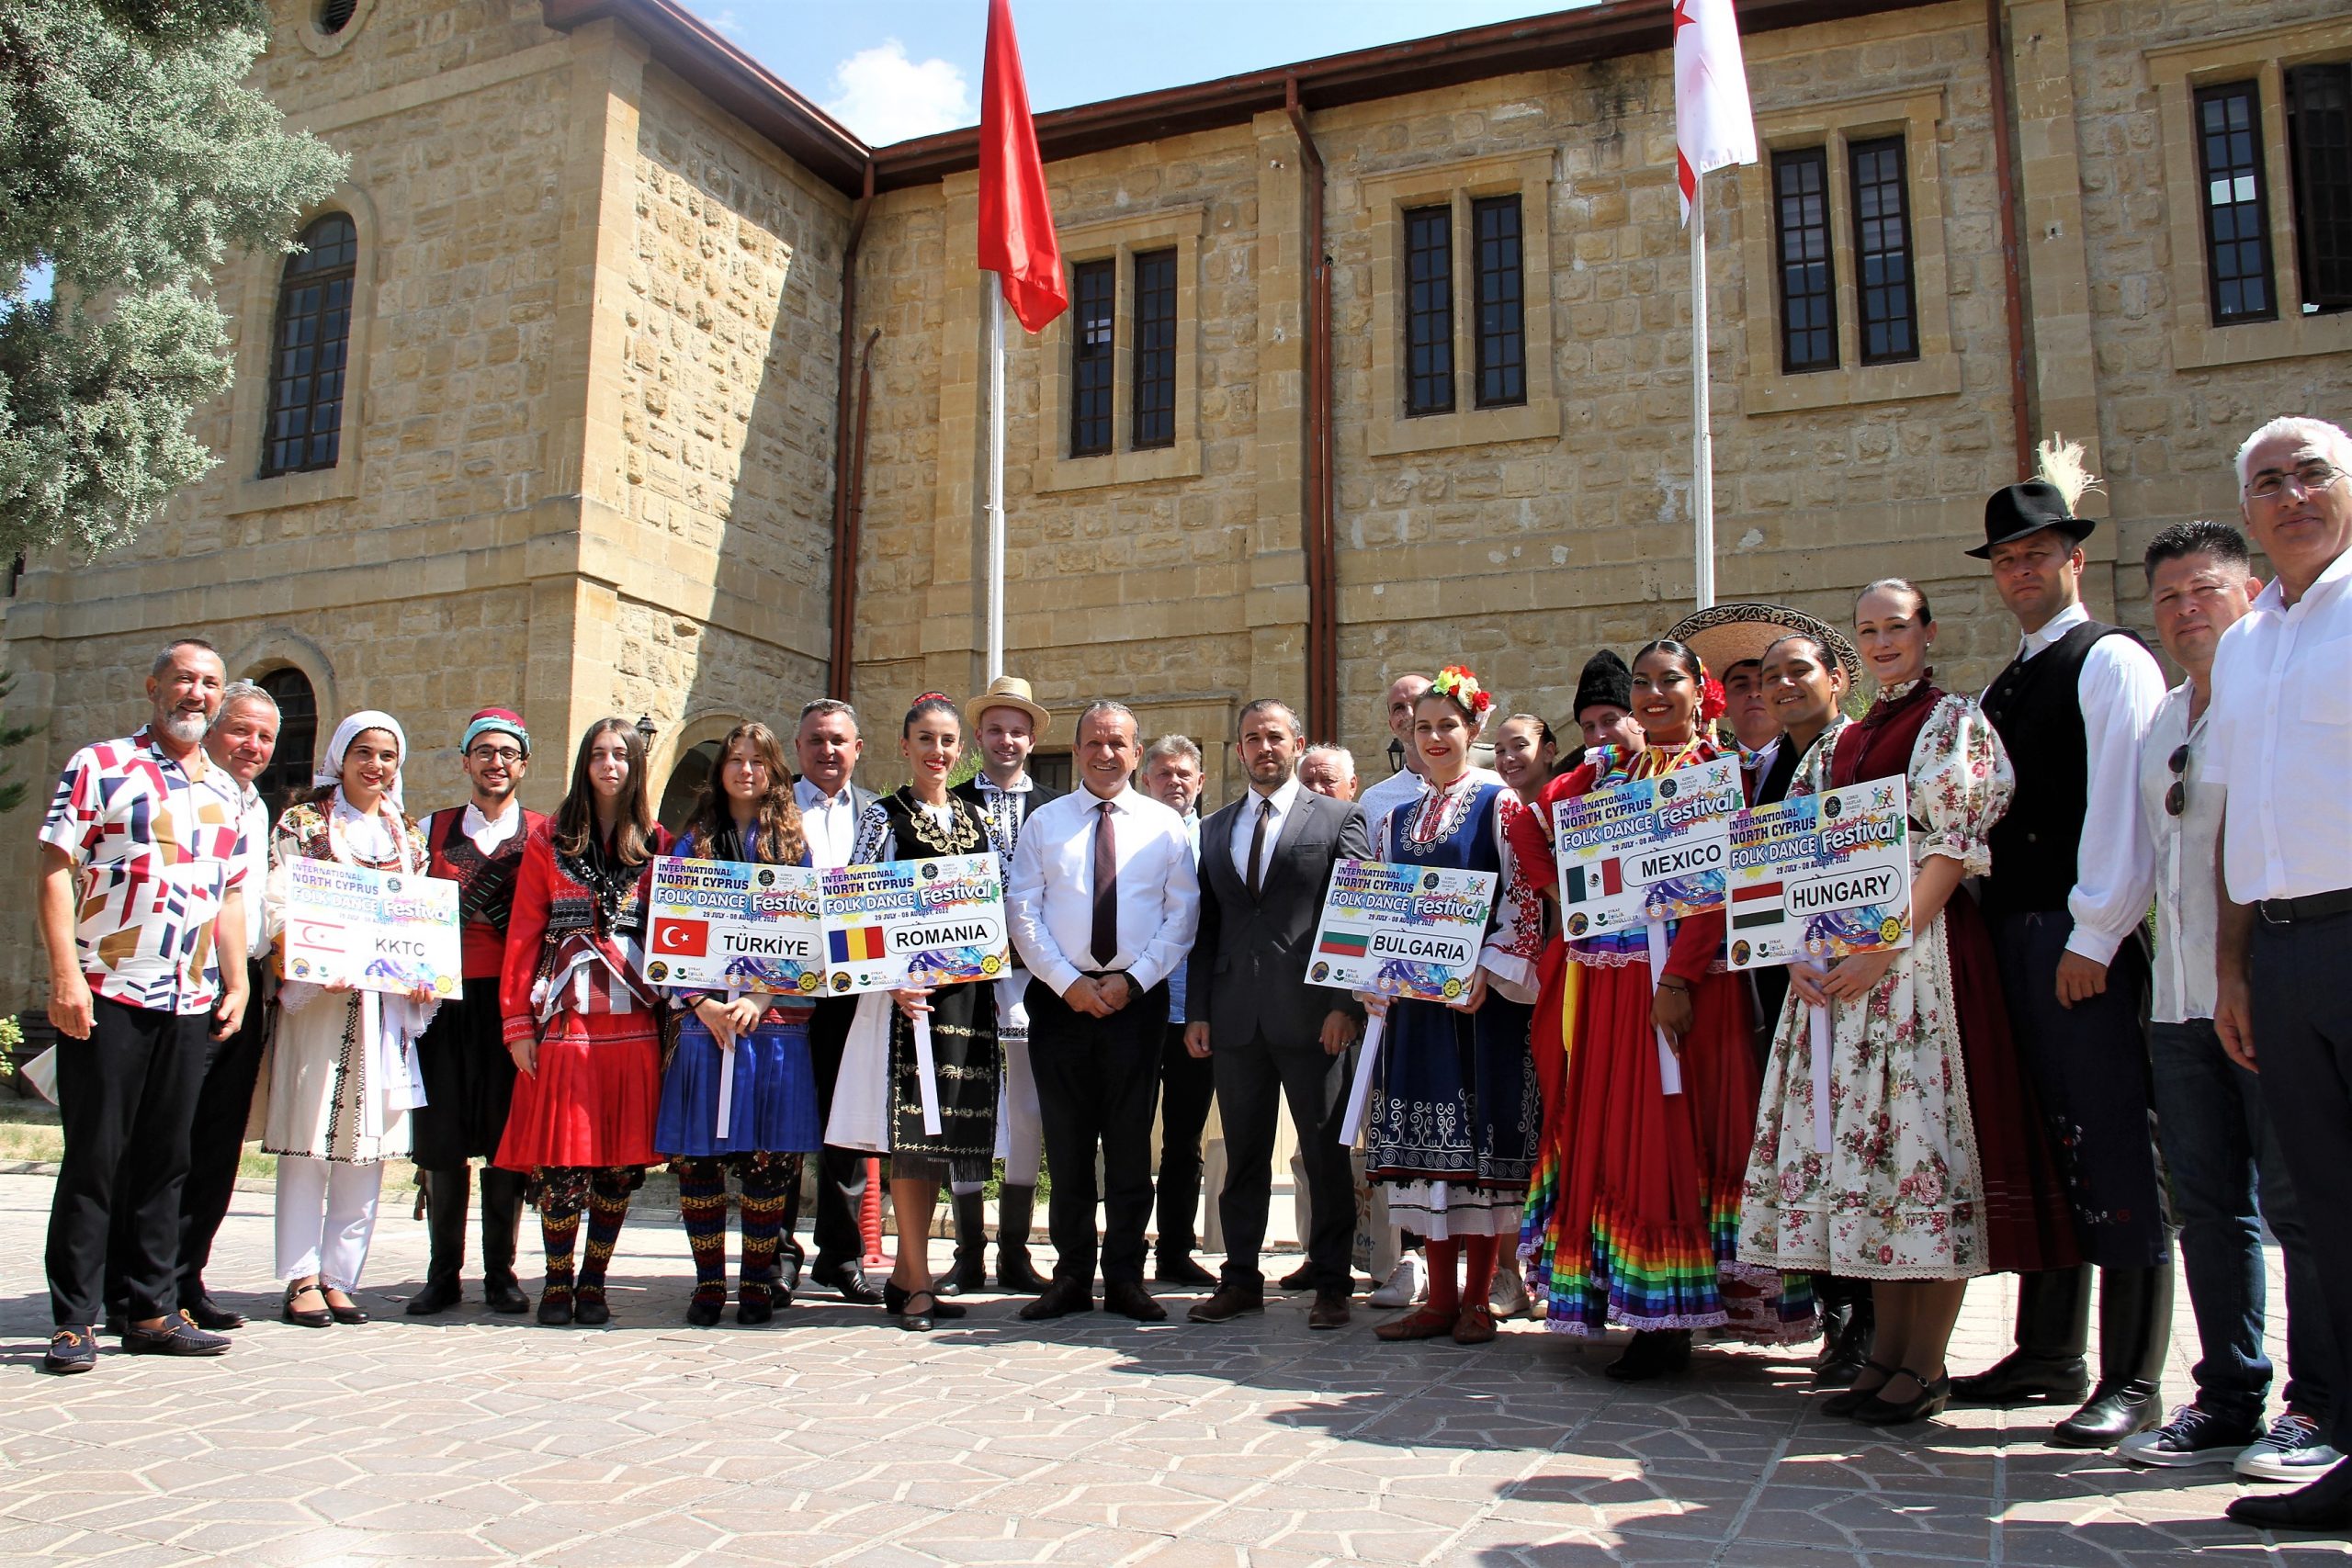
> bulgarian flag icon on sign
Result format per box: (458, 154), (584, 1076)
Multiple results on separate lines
(1317, 930), (1369, 958)
(1565, 856), (1623, 905)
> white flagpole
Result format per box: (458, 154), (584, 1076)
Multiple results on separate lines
(1690, 182), (1715, 613)
(986, 282), (1008, 680)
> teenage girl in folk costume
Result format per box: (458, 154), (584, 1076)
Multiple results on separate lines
(497, 717), (671, 1326)
(1360, 666), (1547, 1347)
(653, 721), (823, 1327)
(1514, 640), (1815, 1380)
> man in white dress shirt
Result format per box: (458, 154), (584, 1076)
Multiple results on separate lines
(1355, 673), (1434, 839)
(1007, 702), (1200, 1323)
(1951, 460), (2174, 1450)
(2208, 417), (2352, 1533)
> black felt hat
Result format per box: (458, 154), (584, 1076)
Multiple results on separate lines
(1967, 479), (2096, 558)
(1572, 649), (1633, 717)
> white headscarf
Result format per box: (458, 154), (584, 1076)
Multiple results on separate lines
(314, 710), (410, 816)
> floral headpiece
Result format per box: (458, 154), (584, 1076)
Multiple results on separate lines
(1430, 665), (1493, 721)
(1698, 669), (1728, 724)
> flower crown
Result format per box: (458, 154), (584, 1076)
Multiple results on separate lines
(1430, 665), (1493, 718)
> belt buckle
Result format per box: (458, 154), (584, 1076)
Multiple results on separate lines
(2258, 898), (2290, 926)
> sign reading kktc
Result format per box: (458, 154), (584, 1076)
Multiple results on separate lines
(1724, 775), (1914, 972)
(1551, 756), (1744, 940)
(1307, 857), (1497, 1004)
(644, 858), (828, 995)
(281, 857), (462, 998)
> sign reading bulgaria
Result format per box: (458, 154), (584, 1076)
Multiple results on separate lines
(1724, 775), (1914, 971)
(643, 858), (828, 995)
(1552, 756), (1745, 940)
(820, 853), (1009, 995)
(1306, 857), (1497, 1004)
(281, 858), (462, 998)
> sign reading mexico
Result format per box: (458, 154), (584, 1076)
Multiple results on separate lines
(281, 858), (461, 998)
(1724, 776), (1914, 972)
(1551, 757), (1744, 940)
(1306, 858), (1498, 1004)
(820, 853), (1008, 995)
(644, 858), (828, 995)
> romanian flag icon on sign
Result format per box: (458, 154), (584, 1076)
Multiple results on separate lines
(1731, 880), (1785, 930)
(1317, 929), (1368, 958)
(829, 925), (888, 963)
(1565, 856), (1623, 904)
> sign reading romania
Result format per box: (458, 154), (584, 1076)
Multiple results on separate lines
(281, 858), (462, 998)
(1306, 857), (1497, 1004)
(642, 857), (828, 995)
(818, 853), (1008, 995)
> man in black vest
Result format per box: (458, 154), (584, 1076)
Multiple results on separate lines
(1954, 468), (2175, 1448)
(1184, 698), (1369, 1330)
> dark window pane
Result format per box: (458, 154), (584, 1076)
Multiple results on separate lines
(1132, 248), (1177, 448)
(2287, 62), (2352, 312)
(1470, 195), (1526, 409)
(2195, 81), (2278, 323)
(1849, 136), (1920, 364)
(254, 667), (318, 822)
(260, 213), (357, 477)
(1403, 204), (1454, 416)
(1069, 258), (1114, 457)
(1771, 149), (1837, 372)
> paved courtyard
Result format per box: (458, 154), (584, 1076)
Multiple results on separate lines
(0, 1170), (2339, 1565)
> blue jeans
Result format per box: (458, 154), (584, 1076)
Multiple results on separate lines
(2149, 1018), (2334, 1426)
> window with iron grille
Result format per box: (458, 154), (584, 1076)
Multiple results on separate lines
(1849, 136), (1919, 364)
(2287, 62), (2352, 313)
(1132, 248), (1177, 448)
(2195, 82), (2278, 322)
(1771, 149), (1837, 372)
(1403, 205), (1455, 416)
(1069, 258), (1115, 457)
(254, 667), (319, 821)
(1470, 196), (1526, 409)
(261, 213), (357, 477)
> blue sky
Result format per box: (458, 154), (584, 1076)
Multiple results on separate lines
(684, 0), (1594, 145)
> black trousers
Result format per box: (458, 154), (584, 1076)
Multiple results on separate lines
(48, 998), (210, 1325)
(1027, 975), (1167, 1287)
(2249, 907), (2352, 1450)
(1154, 1021), (1216, 1259)
(1212, 1028), (1354, 1292)
(786, 993), (868, 1269)
(176, 961), (270, 1306)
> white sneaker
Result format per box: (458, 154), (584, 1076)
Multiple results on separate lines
(1489, 1267), (1532, 1318)
(1369, 1254), (1424, 1308)
(2235, 1412), (2345, 1483)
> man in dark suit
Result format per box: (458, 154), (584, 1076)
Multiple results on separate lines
(1184, 698), (1369, 1330)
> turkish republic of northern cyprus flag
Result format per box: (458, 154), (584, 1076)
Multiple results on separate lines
(1672, 0), (1758, 222)
(978, 0), (1068, 333)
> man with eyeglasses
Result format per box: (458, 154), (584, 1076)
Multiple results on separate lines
(404, 709), (545, 1317)
(2117, 523), (2337, 1486)
(2208, 417), (2352, 1533)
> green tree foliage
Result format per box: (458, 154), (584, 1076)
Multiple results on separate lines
(0, 669), (40, 814)
(0, 0), (347, 555)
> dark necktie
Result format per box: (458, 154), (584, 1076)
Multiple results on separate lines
(1091, 799), (1119, 968)
(1245, 795), (1274, 901)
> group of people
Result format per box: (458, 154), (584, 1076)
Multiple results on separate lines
(29, 415), (2352, 1533)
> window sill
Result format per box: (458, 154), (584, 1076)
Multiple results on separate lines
(1743, 352), (1960, 416)
(1033, 440), (1200, 494)
(1365, 397), (1559, 458)
(2172, 310), (2352, 371)
(223, 461), (360, 517)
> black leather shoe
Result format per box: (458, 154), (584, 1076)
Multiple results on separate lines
(1855, 1371), (1951, 1427)
(1104, 1280), (1168, 1322)
(1187, 1285), (1265, 1324)
(43, 1327), (97, 1375)
(322, 1290), (368, 1325)
(1821, 1360), (1899, 1417)
(1604, 1330), (1692, 1382)
(1154, 1255), (1218, 1288)
(810, 1260), (886, 1305)
(735, 1292), (774, 1326)
(536, 1289), (573, 1326)
(184, 1295), (247, 1332)
(572, 1289), (611, 1326)
(1279, 1262), (1316, 1292)
(2050, 1380), (2163, 1448)
(1814, 1306), (1875, 1387)
(484, 1280), (533, 1315)
(1950, 1351), (2090, 1407)
(685, 1293), (725, 1327)
(897, 1289), (940, 1332)
(282, 1282), (333, 1329)
(123, 1311), (232, 1357)
(882, 1281), (966, 1319)
(1308, 1290), (1351, 1330)
(406, 1279), (463, 1317)
(775, 1252), (804, 1299)
(1019, 1279), (1094, 1321)
(2226, 1461), (2352, 1531)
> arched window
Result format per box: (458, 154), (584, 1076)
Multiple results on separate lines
(658, 739), (724, 834)
(254, 667), (319, 819)
(260, 214), (357, 477)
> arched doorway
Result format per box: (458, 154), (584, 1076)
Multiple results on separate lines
(254, 666), (319, 818)
(658, 739), (722, 833)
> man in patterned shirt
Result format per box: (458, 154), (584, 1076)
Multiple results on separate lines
(37, 638), (253, 1373)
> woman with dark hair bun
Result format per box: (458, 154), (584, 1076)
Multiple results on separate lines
(654, 721), (822, 1326)
(496, 717), (670, 1326)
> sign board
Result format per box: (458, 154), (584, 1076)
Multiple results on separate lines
(1552, 756), (1744, 941)
(643, 857), (828, 996)
(1306, 857), (1498, 1005)
(281, 858), (462, 998)
(819, 853), (1009, 995)
(1724, 776), (1914, 972)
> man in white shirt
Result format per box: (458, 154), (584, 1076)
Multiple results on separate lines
(789, 698), (883, 1304)
(2207, 417), (2352, 1534)
(1298, 745), (1357, 801)
(1007, 702), (1200, 1322)
(1952, 461), (2173, 1450)
(2118, 521), (2335, 1483)
(1140, 734), (1217, 1290)
(1355, 672), (1435, 838)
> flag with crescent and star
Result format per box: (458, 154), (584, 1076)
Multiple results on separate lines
(1673, 0), (1758, 223)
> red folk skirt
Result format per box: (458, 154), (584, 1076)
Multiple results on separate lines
(494, 1010), (662, 1171)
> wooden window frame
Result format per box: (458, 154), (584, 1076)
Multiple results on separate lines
(1402, 204), (1456, 417)
(1469, 194), (1527, 411)
(1848, 135), (1921, 365)
(1069, 258), (1116, 458)
(1770, 147), (1838, 374)
(1131, 247), (1177, 450)
(1033, 205), (1204, 492)
(259, 212), (358, 478)
(2193, 80), (2281, 324)
(2286, 61), (2352, 313)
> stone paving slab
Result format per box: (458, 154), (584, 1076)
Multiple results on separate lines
(0, 1171), (2340, 1564)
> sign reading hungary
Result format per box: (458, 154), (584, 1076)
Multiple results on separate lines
(281, 857), (462, 998)
(1306, 857), (1498, 1004)
(819, 853), (1009, 995)
(643, 857), (828, 996)
(1551, 756), (1745, 940)
(1724, 775), (1914, 971)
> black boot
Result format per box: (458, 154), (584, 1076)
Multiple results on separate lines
(1604, 1329), (1693, 1382)
(2050, 1259), (2172, 1448)
(479, 1166), (532, 1314)
(942, 1189), (989, 1296)
(407, 1168), (469, 1315)
(996, 1184), (1049, 1293)
(1951, 1265), (2092, 1405)
(1813, 1278), (1876, 1387)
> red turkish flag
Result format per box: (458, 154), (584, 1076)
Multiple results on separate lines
(977, 0), (1067, 333)
(652, 919), (709, 958)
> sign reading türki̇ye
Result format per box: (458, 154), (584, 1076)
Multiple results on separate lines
(643, 857), (828, 995)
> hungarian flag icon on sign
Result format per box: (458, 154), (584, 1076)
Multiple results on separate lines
(653, 919), (709, 957)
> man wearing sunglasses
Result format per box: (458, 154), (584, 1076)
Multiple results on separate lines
(2119, 524), (2336, 1486)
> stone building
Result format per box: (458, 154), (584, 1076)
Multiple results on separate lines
(3, 0), (2347, 1008)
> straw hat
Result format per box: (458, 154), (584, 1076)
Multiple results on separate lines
(964, 674), (1053, 739)
(1663, 602), (1862, 687)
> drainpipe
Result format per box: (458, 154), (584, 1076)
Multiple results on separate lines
(828, 159), (876, 699)
(1984, 0), (2032, 476)
(1284, 77), (1338, 741)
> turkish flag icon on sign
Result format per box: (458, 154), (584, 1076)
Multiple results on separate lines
(652, 919), (709, 958)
